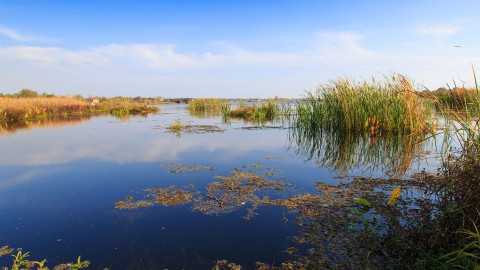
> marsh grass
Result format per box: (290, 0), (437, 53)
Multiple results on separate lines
(188, 98), (228, 112)
(0, 97), (158, 123)
(0, 245), (90, 270)
(222, 100), (284, 123)
(292, 75), (433, 135)
(409, 70), (480, 267)
(433, 87), (480, 111)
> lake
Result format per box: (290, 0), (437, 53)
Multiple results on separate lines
(0, 104), (441, 269)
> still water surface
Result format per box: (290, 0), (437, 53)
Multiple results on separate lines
(0, 104), (439, 269)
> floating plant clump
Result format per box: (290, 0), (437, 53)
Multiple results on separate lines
(161, 163), (216, 173)
(115, 165), (289, 219)
(165, 119), (226, 135)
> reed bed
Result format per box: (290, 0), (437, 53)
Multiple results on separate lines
(222, 100), (282, 122)
(0, 97), (158, 123)
(188, 98), (228, 112)
(293, 75), (433, 135)
(433, 87), (480, 111)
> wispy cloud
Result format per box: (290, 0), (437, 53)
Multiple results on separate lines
(0, 30), (475, 96)
(0, 26), (56, 42)
(416, 23), (461, 37)
(0, 31), (377, 70)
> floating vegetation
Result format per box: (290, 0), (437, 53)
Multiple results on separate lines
(115, 167), (287, 219)
(161, 163), (215, 173)
(165, 119), (226, 135)
(235, 125), (288, 130)
(212, 260), (242, 270)
(235, 176), (426, 269)
(264, 156), (286, 160)
(0, 245), (90, 270)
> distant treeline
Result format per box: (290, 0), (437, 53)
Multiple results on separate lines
(0, 89), (300, 104)
(0, 89), (167, 104)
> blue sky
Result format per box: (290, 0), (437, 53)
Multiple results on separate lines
(0, 0), (479, 98)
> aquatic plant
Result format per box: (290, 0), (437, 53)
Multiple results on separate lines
(432, 86), (480, 111)
(291, 75), (433, 135)
(0, 245), (90, 270)
(222, 100), (283, 123)
(188, 98), (228, 112)
(409, 70), (480, 267)
(165, 119), (226, 135)
(115, 165), (286, 219)
(167, 119), (184, 132)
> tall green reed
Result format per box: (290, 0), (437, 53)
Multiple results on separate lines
(292, 75), (433, 135)
(188, 98), (228, 112)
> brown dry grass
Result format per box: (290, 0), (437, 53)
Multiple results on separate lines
(0, 97), (158, 122)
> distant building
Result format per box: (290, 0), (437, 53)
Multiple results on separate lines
(87, 97), (99, 105)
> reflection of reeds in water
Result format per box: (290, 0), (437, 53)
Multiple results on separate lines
(289, 127), (428, 176)
(0, 116), (90, 135)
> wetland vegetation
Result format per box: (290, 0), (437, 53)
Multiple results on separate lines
(0, 89), (161, 126)
(1, 73), (480, 269)
(291, 75), (434, 135)
(0, 245), (90, 270)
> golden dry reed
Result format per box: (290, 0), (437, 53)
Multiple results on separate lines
(0, 96), (158, 122)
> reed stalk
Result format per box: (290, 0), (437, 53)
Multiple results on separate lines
(292, 75), (433, 135)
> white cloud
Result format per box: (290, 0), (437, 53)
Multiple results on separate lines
(0, 26), (56, 42)
(0, 31), (376, 71)
(0, 30), (476, 96)
(416, 23), (460, 37)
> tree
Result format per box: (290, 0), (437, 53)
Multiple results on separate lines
(18, 88), (39, 98)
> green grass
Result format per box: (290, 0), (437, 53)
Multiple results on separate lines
(292, 75), (433, 135)
(433, 87), (480, 111)
(222, 100), (283, 123)
(188, 98), (228, 112)
(0, 245), (90, 270)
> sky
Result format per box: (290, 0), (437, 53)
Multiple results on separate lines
(0, 0), (479, 98)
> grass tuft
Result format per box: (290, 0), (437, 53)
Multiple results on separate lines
(292, 75), (433, 135)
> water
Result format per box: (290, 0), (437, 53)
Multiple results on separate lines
(0, 104), (441, 269)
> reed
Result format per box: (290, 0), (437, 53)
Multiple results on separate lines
(433, 87), (480, 111)
(188, 98), (228, 112)
(222, 100), (282, 122)
(292, 75), (433, 135)
(0, 97), (158, 123)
